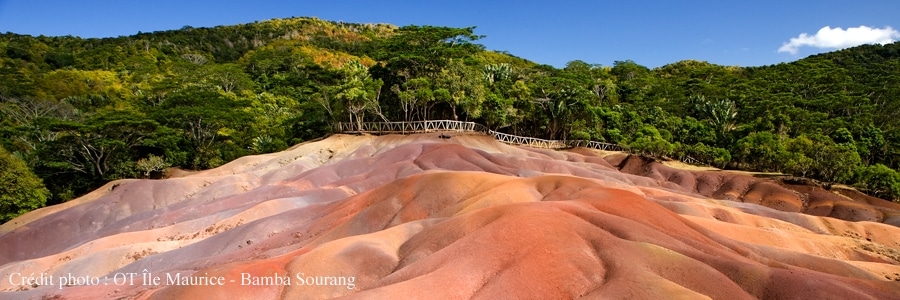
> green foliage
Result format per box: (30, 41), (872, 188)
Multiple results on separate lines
(43, 110), (159, 179)
(734, 132), (785, 172)
(433, 61), (485, 120)
(0, 145), (49, 223)
(855, 124), (886, 165)
(392, 77), (435, 121)
(2, 17), (900, 218)
(287, 102), (332, 143)
(481, 92), (515, 129)
(630, 125), (675, 157)
(855, 164), (900, 201)
(694, 97), (738, 142)
(334, 60), (385, 128)
(782, 136), (816, 177)
(686, 143), (731, 169)
(251, 135), (286, 154)
(482, 63), (511, 84)
(816, 141), (861, 183)
(375, 25), (483, 78)
(135, 154), (170, 178)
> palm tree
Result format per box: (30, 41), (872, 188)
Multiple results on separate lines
(695, 97), (738, 139)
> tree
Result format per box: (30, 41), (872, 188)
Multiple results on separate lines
(482, 63), (512, 85)
(47, 110), (159, 179)
(482, 92), (515, 130)
(816, 142), (861, 183)
(391, 77), (434, 121)
(563, 60), (618, 106)
(694, 96), (738, 144)
(480, 64), (529, 130)
(433, 60), (484, 121)
(531, 73), (592, 140)
(0, 96), (76, 152)
(0, 145), (49, 223)
(783, 136), (816, 177)
(375, 25), (484, 79)
(610, 60), (654, 104)
(202, 63), (255, 93)
(334, 60), (386, 130)
(785, 133), (862, 183)
(854, 164), (900, 201)
(35, 69), (127, 108)
(244, 91), (298, 151)
(630, 125), (676, 157)
(856, 124), (886, 165)
(135, 154), (170, 178)
(733, 131), (785, 172)
(148, 83), (253, 169)
(687, 142), (732, 169)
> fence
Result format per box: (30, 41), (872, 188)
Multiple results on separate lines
(334, 120), (480, 134)
(334, 120), (704, 166)
(335, 120), (627, 151)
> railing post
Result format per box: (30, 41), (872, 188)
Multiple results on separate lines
(330, 120), (643, 157)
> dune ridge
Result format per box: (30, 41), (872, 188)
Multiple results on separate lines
(1, 133), (898, 299)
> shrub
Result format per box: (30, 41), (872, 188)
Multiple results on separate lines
(136, 154), (170, 178)
(688, 143), (731, 168)
(0, 146), (50, 223)
(854, 164), (900, 201)
(630, 125), (675, 157)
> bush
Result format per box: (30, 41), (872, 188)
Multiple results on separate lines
(604, 129), (625, 144)
(854, 164), (900, 201)
(136, 154), (170, 178)
(568, 128), (592, 141)
(687, 143), (731, 168)
(0, 146), (50, 223)
(733, 131), (784, 172)
(630, 125), (675, 157)
(816, 143), (861, 183)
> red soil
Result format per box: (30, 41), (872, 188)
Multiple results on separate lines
(1, 133), (898, 299)
(610, 154), (900, 226)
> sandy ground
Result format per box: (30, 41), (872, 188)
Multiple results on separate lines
(1, 133), (899, 299)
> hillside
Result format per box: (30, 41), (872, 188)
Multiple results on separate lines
(2, 15), (900, 266)
(1, 133), (899, 299)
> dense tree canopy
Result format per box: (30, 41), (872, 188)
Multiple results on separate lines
(0, 145), (49, 222)
(3, 16), (900, 221)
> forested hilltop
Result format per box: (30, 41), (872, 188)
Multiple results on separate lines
(2, 17), (900, 222)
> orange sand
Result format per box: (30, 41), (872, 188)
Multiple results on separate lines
(1, 133), (898, 299)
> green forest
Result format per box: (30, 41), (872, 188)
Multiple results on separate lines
(2, 17), (900, 222)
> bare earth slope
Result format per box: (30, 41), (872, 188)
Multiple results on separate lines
(1, 133), (899, 299)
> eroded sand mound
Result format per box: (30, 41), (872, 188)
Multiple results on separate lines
(611, 154), (900, 226)
(2, 133), (899, 299)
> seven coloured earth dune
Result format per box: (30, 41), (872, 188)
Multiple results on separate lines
(2, 133), (900, 299)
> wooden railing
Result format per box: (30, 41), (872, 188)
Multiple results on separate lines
(334, 120), (717, 166)
(334, 120), (627, 152)
(681, 156), (704, 166)
(335, 120), (707, 166)
(336, 120), (712, 166)
(334, 120), (481, 134)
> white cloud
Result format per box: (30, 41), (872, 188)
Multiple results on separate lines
(778, 25), (900, 54)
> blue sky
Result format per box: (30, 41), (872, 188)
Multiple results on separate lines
(1, 0), (898, 68)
